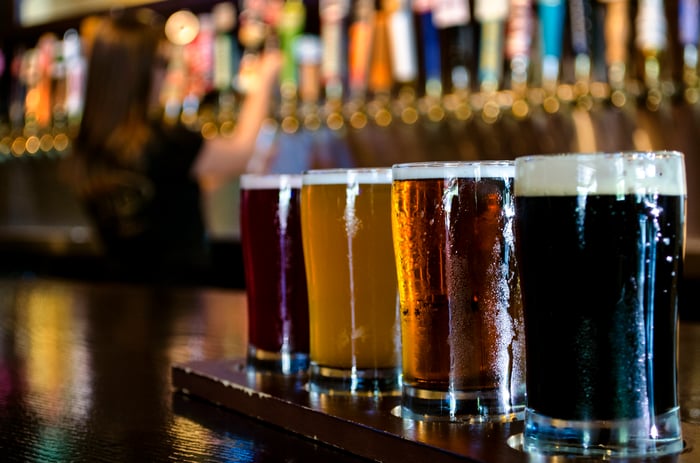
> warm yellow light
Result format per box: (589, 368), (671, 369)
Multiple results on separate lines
(165, 10), (200, 46)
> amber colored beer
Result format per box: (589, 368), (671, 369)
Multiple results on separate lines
(301, 168), (400, 394)
(392, 162), (525, 421)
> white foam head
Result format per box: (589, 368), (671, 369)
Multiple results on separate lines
(514, 152), (687, 196)
(240, 174), (302, 190)
(302, 168), (392, 185)
(392, 161), (514, 180)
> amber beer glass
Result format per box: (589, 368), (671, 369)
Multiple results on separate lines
(240, 174), (309, 374)
(514, 152), (685, 457)
(301, 168), (400, 394)
(392, 161), (525, 421)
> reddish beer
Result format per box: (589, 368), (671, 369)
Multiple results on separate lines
(240, 174), (309, 373)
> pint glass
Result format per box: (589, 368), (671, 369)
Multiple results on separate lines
(301, 168), (401, 395)
(240, 174), (309, 374)
(392, 161), (525, 422)
(514, 152), (686, 457)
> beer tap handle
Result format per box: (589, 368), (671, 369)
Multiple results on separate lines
(297, 35), (323, 110)
(368, 2), (394, 98)
(635, 0), (667, 77)
(433, 0), (473, 95)
(537, 0), (565, 95)
(475, 0), (508, 93)
(569, 0), (593, 84)
(386, 0), (418, 88)
(277, 0), (307, 100)
(505, 0), (534, 120)
(414, 0), (443, 98)
(505, 0), (534, 89)
(588, 1), (608, 84)
(601, 0), (630, 100)
(678, 0), (699, 92)
(320, 0), (351, 104)
(635, 0), (667, 108)
(348, 0), (376, 100)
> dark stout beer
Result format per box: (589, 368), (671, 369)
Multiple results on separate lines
(392, 162), (525, 420)
(516, 194), (683, 421)
(240, 175), (309, 373)
(514, 152), (685, 456)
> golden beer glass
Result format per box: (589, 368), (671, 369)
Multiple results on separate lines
(392, 161), (525, 422)
(301, 168), (401, 395)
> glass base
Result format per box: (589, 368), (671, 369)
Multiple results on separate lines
(399, 384), (525, 423)
(307, 363), (401, 396)
(246, 346), (309, 375)
(523, 407), (684, 457)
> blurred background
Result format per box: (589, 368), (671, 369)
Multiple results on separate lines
(0, 0), (698, 314)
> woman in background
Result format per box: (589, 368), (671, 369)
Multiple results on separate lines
(67, 9), (281, 284)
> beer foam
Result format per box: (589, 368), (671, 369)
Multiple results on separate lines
(302, 168), (392, 185)
(240, 174), (302, 190)
(392, 162), (514, 180)
(514, 152), (687, 196)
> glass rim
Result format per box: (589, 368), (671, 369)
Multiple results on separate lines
(514, 150), (686, 196)
(392, 160), (514, 169)
(392, 161), (514, 180)
(515, 150), (684, 163)
(302, 167), (392, 185)
(240, 173), (302, 189)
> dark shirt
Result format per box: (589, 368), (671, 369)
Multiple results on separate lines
(83, 123), (208, 284)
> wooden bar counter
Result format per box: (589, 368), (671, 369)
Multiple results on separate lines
(0, 276), (697, 462)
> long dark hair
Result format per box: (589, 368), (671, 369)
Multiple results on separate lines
(74, 9), (164, 170)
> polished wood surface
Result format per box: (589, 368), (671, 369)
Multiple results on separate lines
(0, 277), (368, 462)
(1, 276), (698, 462)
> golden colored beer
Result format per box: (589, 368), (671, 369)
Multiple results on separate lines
(392, 161), (525, 421)
(301, 168), (400, 394)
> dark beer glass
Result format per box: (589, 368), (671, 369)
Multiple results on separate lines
(514, 152), (685, 457)
(392, 161), (525, 422)
(240, 174), (309, 374)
